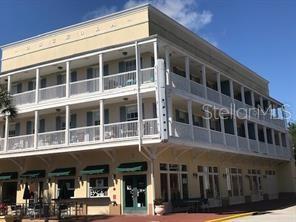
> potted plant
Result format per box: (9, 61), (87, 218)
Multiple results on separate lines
(154, 199), (165, 216)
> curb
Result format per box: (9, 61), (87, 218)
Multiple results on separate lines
(205, 212), (254, 222)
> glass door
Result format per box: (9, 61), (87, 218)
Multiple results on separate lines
(123, 175), (147, 214)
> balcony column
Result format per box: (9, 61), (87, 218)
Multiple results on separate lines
(281, 105), (287, 127)
(229, 80), (234, 99)
(35, 68), (40, 104)
(220, 116), (226, 145)
(65, 105), (70, 145)
(241, 86), (245, 104)
(185, 56), (190, 92)
(66, 61), (70, 98)
(4, 76), (11, 152)
(165, 46), (170, 86)
(278, 131), (283, 147)
(99, 54), (103, 92)
(34, 110), (39, 149)
(254, 123), (259, 151)
(244, 120), (250, 151)
(204, 106), (211, 143)
(202, 65), (207, 99)
(275, 105), (279, 118)
(187, 100), (194, 141)
(260, 96), (264, 109)
(267, 100), (272, 120)
(271, 129), (275, 145)
(251, 91), (255, 107)
(263, 127), (268, 152)
(135, 42), (143, 143)
(100, 99), (104, 142)
(217, 72), (222, 103)
(233, 116), (239, 149)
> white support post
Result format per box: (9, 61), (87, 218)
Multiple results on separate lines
(100, 99), (104, 142)
(35, 68), (40, 104)
(254, 123), (259, 151)
(202, 65), (207, 99)
(165, 46), (170, 86)
(271, 129), (275, 145)
(217, 72), (222, 103)
(99, 54), (103, 92)
(220, 116), (226, 145)
(65, 105), (70, 145)
(185, 56), (190, 92)
(66, 61), (70, 98)
(244, 119), (250, 151)
(34, 110), (39, 149)
(263, 126), (268, 145)
(233, 116), (239, 149)
(135, 42), (143, 146)
(278, 131), (283, 147)
(4, 76), (11, 152)
(251, 91), (255, 107)
(241, 86), (245, 104)
(205, 106), (211, 143)
(187, 100), (194, 141)
(230, 80), (234, 99)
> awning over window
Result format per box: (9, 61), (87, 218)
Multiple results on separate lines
(20, 170), (46, 179)
(0, 172), (18, 181)
(116, 162), (147, 173)
(48, 168), (76, 177)
(80, 165), (109, 175)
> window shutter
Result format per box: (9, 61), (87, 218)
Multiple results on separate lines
(87, 112), (93, 126)
(39, 119), (45, 133)
(26, 121), (33, 134)
(28, 81), (34, 90)
(118, 61), (125, 73)
(17, 83), (22, 93)
(103, 64), (109, 76)
(120, 106), (126, 122)
(57, 74), (63, 85)
(15, 122), (20, 136)
(41, 78), (47, 88)
(152, 103), (157, 118)
(71, 71), (77, 82)
(70, 114), (77, 129)
(104, 109), (109, 124)
(56, 116), (62, 130)
(87, 68), (93, 79)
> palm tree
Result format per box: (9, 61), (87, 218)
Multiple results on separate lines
(0, 85), (17, 118)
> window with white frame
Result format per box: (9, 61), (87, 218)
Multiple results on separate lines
(126, 105), (138, 121)
(57, 179), (75, 198)
(197, 165), (220, 199)
(160, 163), (188, 201)
(229, 168), (243, 197)
(247, 169), (262, 195)
(89, 177), (108, 198)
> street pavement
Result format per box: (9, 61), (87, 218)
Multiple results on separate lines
(231, 205), (296, 222)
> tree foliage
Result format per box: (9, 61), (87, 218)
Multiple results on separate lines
(0, 85), (17, 118)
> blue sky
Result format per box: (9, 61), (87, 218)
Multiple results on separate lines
(0, 0), (295, 120)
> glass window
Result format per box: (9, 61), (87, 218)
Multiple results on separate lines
(126, 105), (138, 121)
(160, 173), (168, 201)
(89, 177), (108, 198)
(182, 174), (188, 199)
(57, 179), (75, 198)
(160, 163), (167, 171)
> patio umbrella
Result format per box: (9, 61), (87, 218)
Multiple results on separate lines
(23, 183), (30, 214)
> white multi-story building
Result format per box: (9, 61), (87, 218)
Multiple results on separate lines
(0, 4), (294, 216)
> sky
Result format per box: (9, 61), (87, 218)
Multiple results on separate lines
(0, 0), (295, 120)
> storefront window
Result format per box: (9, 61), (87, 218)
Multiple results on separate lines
(198, 165), (220, 199)
(229, 168), (243, 197)
(89, 177), (108, 198)
(57, 179), (75, 198)
(247, 169), (262, 195)
(160, 173), (168, 201)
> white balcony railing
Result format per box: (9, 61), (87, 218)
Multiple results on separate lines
(225, 133), (237, 149)
(12, 90), (36, 106)
(171, 121), (192, 141)
(0, 138), (4, 151)
(210, 130), (224, 145)
(249, 139), (259, 153)
(221, 94), (233, 108)
(38, 130), (65, 147)
(268, 144), (276, 156)
(69, 125), (100, 144)
(207, 87), (221, 104)
(171, 73), (189, 91)
(70, 77), (100, 95)
(7, 134), (34, 151)
(238, 136), (249, 152)
(104, 120), (138, 140)
(190, 81), (206, 98)
(141, 68), (155, 84)
(104, 71), (136, 90)
(143, 119), (158, 135)
(259, 142), (267, 154)
(193, 126), (210, 143)
(39, 84), (66, 101)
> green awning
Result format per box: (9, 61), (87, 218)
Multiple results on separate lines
(0, 172), (18, 181)
(20, 170), (46, 179)
(48, 167), (76, 177)
(116, 162), (147, 173)
(80, 165), (109, 175)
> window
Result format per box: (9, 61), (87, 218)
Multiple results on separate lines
(126, 105), (138, 121)
(175, 109), (189, 124)
(193, 115), (204, 127)
(56, 116), (66, 130)
(247, 169), (262, 195)
(57, 179), (75, 198)
(119, 59), (136, 72)
(198, 166), (220, 199)
(160, 163), (188, 200)
(281, 133), (287, 147)
(229, 168), (243, 197)
(86, 110), (100, 126)
(89, 177), (108, 198)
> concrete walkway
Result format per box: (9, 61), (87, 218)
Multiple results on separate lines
(231, 205), (296, 222)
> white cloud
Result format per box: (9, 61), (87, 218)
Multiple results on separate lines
(123, 0), (213, 32)
(82, 6), (117, 21)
